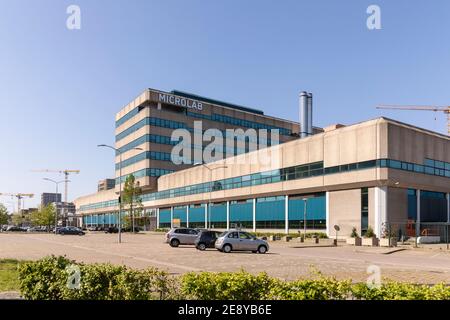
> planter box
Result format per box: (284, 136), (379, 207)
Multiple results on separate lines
(306, 237), (319, 244)
(417, 236), (440, 244)
(362, 237), (379, 246)
(379, 238), (397, 247)
(282, 236), (292, 242)
(346, 237), (362, 246)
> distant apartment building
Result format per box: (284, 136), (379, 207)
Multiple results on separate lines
(41, 193), (62, 207)
(98, 179), (115, 192)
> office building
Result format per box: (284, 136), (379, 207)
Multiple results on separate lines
(74, 89), (450, 239)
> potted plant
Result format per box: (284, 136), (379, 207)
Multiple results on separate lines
(346, 227), (362, 246)
(362, 226), (379, 246)
(380, 224), (397, 247)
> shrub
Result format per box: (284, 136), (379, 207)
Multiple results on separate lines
(250, 232), (328, 239)
(154, 228), (169, 233)
(18, 255), (179, 300)
(18, 255), (73, 300)
(350, 227), (359, 238)
(18, 256), (449, 300)
(364, 226), (375, 238)
(181, 270), (274, 300)
(267, 277), (352, 300)
(351, 282), (450, 300)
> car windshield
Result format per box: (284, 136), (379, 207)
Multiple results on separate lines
(218, 231), (228, 238)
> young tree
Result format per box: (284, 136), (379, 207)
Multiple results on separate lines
(122, 174), (143, 233)
(30, 205), (56, 231)
(0, 204), (9, 227)
(11, 212), (24, 226)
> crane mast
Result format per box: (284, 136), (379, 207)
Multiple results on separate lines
(31, 169), (80, 225)
(0, 193), (34, 216)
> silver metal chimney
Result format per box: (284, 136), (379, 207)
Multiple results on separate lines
(299, 91), (308, 138)
(307, 93), (313, 136)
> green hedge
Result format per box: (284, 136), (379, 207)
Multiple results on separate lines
(18, 256), (180, 300)
(18, 256), (450, 300)
(250, 232), (328, 239)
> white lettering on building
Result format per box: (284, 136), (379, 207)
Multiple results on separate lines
(159, 93), (203, 111)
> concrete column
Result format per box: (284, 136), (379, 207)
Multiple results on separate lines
(325, 191), (330, 238)
(284, 195), (289, 234)
(156, 208), (160, 229)
(186, 205), (190, 228)
(157, 102), (162, 110)
(170, 207), (173, 229)
(252, 198), (256, 232)
(226, 201), (230, 230)
(374, 186), (388, 238)
(204, 204), (208, 229)
(416, 190), (421, 236)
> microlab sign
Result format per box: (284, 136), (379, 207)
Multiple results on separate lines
(158, 93), (203, 111)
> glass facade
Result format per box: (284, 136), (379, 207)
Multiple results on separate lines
(361, 188), (369, 234)
(288, 195), (326, 229)
(407, 189), (417, 221)
(420, 191), (447, 222)
(81, 157), (449, 216)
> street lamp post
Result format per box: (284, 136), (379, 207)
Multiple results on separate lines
(194, 162), (228, 229)
(302, 198), (308, 238)
(98, 144), (142, 244)
(43, 178), (66, 234)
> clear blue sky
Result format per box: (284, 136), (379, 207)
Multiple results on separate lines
(1, 0), (449, 210)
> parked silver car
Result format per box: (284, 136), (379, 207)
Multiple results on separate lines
(215, 230), (269, 254)
(165, 228), (200, 247)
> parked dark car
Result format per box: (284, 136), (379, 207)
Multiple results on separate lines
(6, 226), (27, 232)
(195, 230), (222, 250)
(104, 226), (119, 233)
(57, 226), (85, 235)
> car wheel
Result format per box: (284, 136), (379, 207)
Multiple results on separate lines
(198, 243), (206, 251)
(170, 239), (180, 247)
(257, 245), (267, 254)
(222, 244), (232, 253)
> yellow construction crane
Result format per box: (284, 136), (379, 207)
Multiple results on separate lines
(376, 105), (450, 136)
(31, 169), (80, 204)
(0, 193), (34, 215)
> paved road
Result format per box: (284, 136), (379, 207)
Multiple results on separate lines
(1, 232), (449, 284)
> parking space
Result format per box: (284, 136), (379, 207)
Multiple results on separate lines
(0, 232), (449, 283)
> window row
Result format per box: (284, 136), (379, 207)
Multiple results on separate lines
(424, 158), (450, 171)
(380, 159), (450, 178)
(116, 117), (187, 142)
(115, 107), (140, 128)
(114, 167), (175, 185)
(116, 115), (282, 143)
